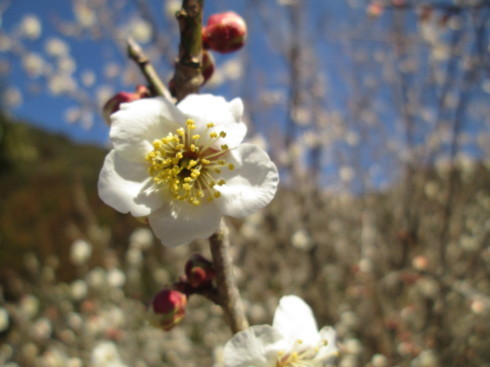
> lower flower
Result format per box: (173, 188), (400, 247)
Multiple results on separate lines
(223, 296), (339, 367)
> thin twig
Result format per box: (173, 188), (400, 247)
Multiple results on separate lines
(209, 220), (249, 334)
(127, 37), (173, 101)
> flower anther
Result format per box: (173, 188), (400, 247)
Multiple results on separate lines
(145, 119), (233, 206)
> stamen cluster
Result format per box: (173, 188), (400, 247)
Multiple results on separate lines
(276, 339), (322, 367)
(145, 119), (235, 206)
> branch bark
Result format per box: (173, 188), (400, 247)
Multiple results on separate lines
(127, 37), (173, 101)
(170, 0), (204, 101)
(209, 220), (249, 334)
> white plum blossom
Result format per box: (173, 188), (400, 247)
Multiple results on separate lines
(224, 295), (338, 367)
(0, 307), (9, 332)
(98, 94), (279, 247)
(91, 341), (128, 367)
(70, 239), (92, 265)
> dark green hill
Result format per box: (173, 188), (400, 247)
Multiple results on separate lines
(0, 114), (137, 281)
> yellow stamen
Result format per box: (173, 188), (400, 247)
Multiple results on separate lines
(145, 119), (233, 206)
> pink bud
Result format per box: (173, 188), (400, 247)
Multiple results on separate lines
(412, 255), (429, 271)
(185, 254), (215, 288)
(202, 11), (247, 53)
(201, 50), (215, 86)
(102, 85), (150, 125)
(148, 289), (187, 331)
(367, 2), (384, 17)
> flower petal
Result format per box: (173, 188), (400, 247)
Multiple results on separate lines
(315, 327), (339, 362)
(148, 201), (222, 247)
(219, 119), (247, 148)
(217, 144), (279, 218)
(110, 97), (186, 162)
(177, 94), (243, 125)
(223, 325), (283, 367)
(98, 150), (164, 217)
(177, 94), (247, 147)
(272, 296), (320, 347)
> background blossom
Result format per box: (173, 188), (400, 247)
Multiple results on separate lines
(224, 295), (338, 367)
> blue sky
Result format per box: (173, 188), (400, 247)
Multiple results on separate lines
(1, 0), (488, 193)
(1, 0), (221, 145)
(2, 0), (113, 144)
(0, 1), (351, 146)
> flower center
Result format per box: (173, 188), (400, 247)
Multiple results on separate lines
(276, 340), (321, 367)
(145, 119), (234, 206)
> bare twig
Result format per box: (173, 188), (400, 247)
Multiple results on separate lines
(127, 37), (173, 101)
(209, 220), (249, 334)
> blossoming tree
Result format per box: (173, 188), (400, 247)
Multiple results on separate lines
(97, 0), (339, 364)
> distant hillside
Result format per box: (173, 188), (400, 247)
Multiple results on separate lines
(0, 115), (138, 281)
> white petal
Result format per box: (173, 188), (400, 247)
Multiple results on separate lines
(178, 94), (247, 147)
(177, 94), (243, 125)
(148, 201), (222, 247)
(98, 150), (164, 217)
(272, 296), (320, 347)
(219, 120), (247, 148)
(223, 325), (283, 367)
(315, 327), (339, 361)
(217, 144), (279, 218)
(110, 97), (186, 162)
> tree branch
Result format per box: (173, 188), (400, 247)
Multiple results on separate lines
(209, 220), (249, 334)
(127, 37), (173, 101)
(170, 0), (204, 101)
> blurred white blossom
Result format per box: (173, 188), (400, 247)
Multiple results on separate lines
(70, 239), (92, 265)
(224, 295), (338, 367)
(0, 307), (9, 332)
(129, 228), (154, 250)
(107, 268), (126, 288)
(91, 341), (128, 367)
(19, 14), (42, 40)
(129, 19), (152, 44)
(45, 38), (70, 58)
(71, 280), (88, 301)
(73, 2), (96, 28)
(291, 229), (314, 251)
(20, 295), (40, 319)
(22, 53), (45, 77)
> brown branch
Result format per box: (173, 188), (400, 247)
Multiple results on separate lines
(170, 0), (204, 101)
(209, 220), (249, 334)
(127, 37), (173, 101)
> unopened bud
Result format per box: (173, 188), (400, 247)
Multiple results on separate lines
(202, 12), (247, 53)
(367, 2), (384, 17)
(148, 289), (187, 331)
(201, 50), (215, 86)
(412, 255), (429, 271)
(102, 85), (150, 125)
(185, 254), (215, 288)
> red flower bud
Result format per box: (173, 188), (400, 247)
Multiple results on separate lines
(102, 85), (150, 125)
(148, 289), (187, 331)
(367, 2), (384, 17)
(185, 254), (215, 288)
(202, 11), (247, 53)
(201, 50), (215, 86)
